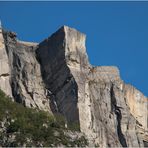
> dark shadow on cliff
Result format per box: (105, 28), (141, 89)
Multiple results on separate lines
(110, 84), (127, 147)
(35, 26), (80, 126)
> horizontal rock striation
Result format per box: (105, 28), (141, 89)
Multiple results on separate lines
(0, 25), (147, 147)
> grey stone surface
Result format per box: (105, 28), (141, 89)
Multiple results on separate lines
(0, 28), (12, 96)
(0, 25), (148, 147)
(2, 29), (51, 112)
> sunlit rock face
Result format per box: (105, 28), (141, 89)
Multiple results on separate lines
(0, 28), (12, 96)
(0, 25), (147, 147)
(124, 84), (147, 129)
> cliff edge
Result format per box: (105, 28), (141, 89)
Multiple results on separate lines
(0, 25), (147, 147)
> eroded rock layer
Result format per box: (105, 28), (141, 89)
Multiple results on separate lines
(0, 25), (147, 147)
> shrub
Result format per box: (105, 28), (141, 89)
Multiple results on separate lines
(0, 89), (87, 147)
(68, 121), (80, 131)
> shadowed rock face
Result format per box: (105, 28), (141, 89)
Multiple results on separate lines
(36, 26), (79, 122)
(0, 25), (147, 147)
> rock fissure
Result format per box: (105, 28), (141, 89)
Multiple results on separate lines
(115, 105), (127, 147)
(0, 73), (9, 77)
(110, 84), (127, 147)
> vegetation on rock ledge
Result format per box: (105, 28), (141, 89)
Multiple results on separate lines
(0, 90), (87, 147)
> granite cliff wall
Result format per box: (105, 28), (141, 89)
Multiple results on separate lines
(0, 25), (147, 147)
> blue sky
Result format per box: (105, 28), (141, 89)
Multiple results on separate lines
(0, 2), (147, 96)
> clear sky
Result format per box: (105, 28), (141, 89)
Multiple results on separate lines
(0, 2), (147, 96)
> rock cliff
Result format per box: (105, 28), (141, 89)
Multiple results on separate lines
(0, 25), (147, 147)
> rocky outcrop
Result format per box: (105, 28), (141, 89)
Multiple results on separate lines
(0, 25), (147, 147)
(36, 27), (80, 122)
(1, 29), (51, 112)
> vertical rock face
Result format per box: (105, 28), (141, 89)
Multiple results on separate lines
(36, 26), (79, 122)
(124, 84), (148, 144)
(2, 30), (51, 112)
(0, 25), (147, 147)
(56, 27), (147, 147)
(0, 28), (12, 96)
(124, 84), (147, 129)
